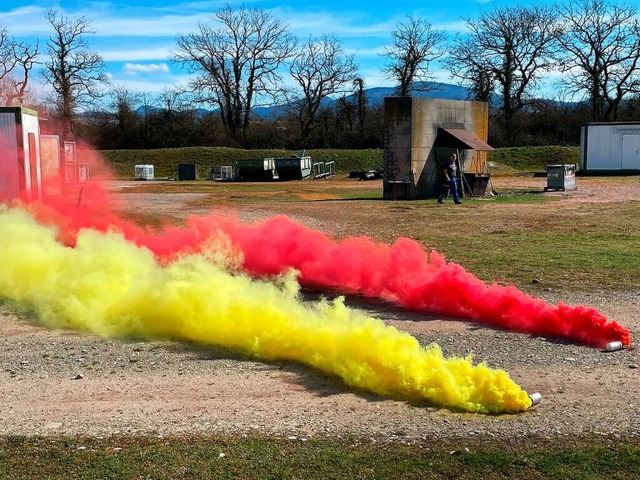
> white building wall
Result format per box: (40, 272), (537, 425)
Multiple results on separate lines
(20, 110), (42, 197)
(582, 124), (640, 171)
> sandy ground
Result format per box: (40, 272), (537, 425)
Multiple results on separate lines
(1, 176), (639, 442)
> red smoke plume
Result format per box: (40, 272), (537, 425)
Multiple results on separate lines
(28, 172), (631, 349)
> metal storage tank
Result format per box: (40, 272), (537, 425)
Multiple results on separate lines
(0, 107), (42, 200)
(580, 122), (640, 173)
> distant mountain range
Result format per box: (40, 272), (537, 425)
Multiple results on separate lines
(251, 81), (478, 118)
(134, 82), (494, 119)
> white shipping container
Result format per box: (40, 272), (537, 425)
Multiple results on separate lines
(580, 123), (640, 172)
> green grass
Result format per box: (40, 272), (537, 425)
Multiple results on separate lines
(84, 147), (384, 179)
(487, 146), (580, 173)
(412, 198), (640, 291)
(114, 176), (640, 292)
(83, 145), (579, 180)
(1, 435), (638, 480)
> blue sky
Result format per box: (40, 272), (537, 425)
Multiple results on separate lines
(1, 0), (559, 100)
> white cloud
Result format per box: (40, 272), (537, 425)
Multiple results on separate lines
(110, 74), (191, 94)
(277, 10), (396, 39)
(91, 14), (205, 37)
(0, 6), (50, 35)
(101, 47), (174, 62)
(344, 45), (387, 57)
(123, 63), (171, 76)
(434, 20), (468, 34)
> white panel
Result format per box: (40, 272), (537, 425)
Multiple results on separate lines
(0, 112), (20, 198)
(21, 111), (41, 196)
(622, 135), (640, 169)
(586, 125), (626, 170)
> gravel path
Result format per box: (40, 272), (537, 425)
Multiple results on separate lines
(1, 178), (639, 442)
(1, 291), (638, 441)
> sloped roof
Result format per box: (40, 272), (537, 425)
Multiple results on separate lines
(440, 128), (494, 151)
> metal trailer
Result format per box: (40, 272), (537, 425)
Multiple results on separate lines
(235, 158), (279, 181)
(0, 107), (42, 200)
(135, 164), (155, 180)
(274, 155), (312, 180)
(580, 122), (640, 173)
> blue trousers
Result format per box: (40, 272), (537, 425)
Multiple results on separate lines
(438, 178), (460, 202)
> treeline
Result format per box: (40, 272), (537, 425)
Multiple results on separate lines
(75, 99), (385, 151)
(74, 94), (640, 151)
(3, 0), (640, 148)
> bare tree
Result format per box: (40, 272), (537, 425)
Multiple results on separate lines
(383, 16), (446, 96)
(174, 4), (296, 143)
(289, 35), (358, 139)
(446, 6), (561, 143)
(109, 87), (141, 148)
(467, 68), (494, 103)
(158, 88), (186, 116)
(0, 28), (18, 83)
(557, 0), (640, 122)
(353, 77), (366, 136)
(42, 9), (108, 140)
(0, 28), (39, 106)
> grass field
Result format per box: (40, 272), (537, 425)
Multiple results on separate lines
(83, 145), (581, 179)
(117, 176), (640, 292)
(2, 435), (639, 479)
(5, 145), (636, 479)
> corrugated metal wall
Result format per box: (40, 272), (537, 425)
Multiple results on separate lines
(583, 124), (640, 171)
(0, 112), (20, 199)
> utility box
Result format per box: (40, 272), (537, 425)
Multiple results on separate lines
(135, 164), (154, 180)
(178, 163), (197, 181)
(545, 164), (576, 191)
(463, 173), (491, 196)
(0, 107), (42, 200)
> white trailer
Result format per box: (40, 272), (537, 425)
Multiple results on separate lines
(0, 107), (42, 200)
(580, 122), (640, 173)
(135, 164), (154, 180)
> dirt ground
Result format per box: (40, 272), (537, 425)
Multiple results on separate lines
(1, 175), (639, 443)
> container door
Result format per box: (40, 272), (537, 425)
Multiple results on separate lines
(28, 133), (39, 199)
(622, 135), (640, 170)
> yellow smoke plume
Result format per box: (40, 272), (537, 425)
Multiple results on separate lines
(0, 206), (532, 413)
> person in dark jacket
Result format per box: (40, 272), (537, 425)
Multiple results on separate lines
(437, 153), (462, 204)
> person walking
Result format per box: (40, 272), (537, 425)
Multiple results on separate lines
(437, 153), (462, 204)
